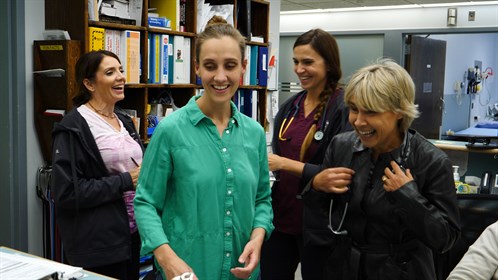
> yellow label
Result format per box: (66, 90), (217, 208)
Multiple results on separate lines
(40, 45), (63, 51)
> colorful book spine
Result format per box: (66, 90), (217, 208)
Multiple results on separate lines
(153, 33), (161, 83)
(122, 30), (140, 84)
(258, 46), (268, 86)
(160, 34), (170, 84)
(148, 16), (170, 29)
(89, 27), (105, 51)
(148, 33), (153, 83)
(250, 45), (259, 85)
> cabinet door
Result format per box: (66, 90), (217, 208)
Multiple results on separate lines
(405, 35), (446, 139)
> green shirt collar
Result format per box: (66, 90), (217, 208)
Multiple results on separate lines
(186, 96), (241, 127)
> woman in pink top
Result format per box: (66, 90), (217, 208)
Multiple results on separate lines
(51, 50), (144, 279)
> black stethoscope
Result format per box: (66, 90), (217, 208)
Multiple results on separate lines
(278, 92), (330, 141)
(328, 132), (412, 235)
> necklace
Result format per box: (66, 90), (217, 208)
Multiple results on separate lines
(87, 102), (116, 119)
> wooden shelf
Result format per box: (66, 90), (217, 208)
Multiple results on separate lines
(43, 0), (272, 140)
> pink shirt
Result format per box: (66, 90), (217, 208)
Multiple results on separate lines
(78, 105), (142, 233)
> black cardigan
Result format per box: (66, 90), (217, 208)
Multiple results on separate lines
(51, 107), (144, 267)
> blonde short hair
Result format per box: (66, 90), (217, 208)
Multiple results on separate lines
(344, 58), (420, 132)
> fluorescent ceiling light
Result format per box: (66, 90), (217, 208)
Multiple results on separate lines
(280, 1), (498, 15)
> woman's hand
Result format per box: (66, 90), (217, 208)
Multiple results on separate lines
(154, 244), (197, 280)
(230, 228), (265, 279)
(312, 167), (355, 193)
(268, 153), (282, 172)
(382, 161), (414, 192)
(129, 166), (141, 189)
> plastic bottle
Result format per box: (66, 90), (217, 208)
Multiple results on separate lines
(452, 166), (467, 193)
(452, 166), (460, 182)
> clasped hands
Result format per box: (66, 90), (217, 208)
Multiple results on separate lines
(312, 161), (413, 193)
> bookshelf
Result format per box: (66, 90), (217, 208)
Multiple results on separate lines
(41, 0), (271, 142)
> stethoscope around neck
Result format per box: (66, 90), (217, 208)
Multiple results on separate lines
(328, 132), (412, 236)
(278, 92), (330, 141)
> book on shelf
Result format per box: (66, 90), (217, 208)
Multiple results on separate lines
(149, 0), (180, 31)
(179, 0), (187, 32)
(105, 29), (122, 55)
(237, 89), (258, 120)
(89, 27), (105, 51)
(173, 35), (187, 84)
(257, 46), (268, 86)
(99, 14), (136, 25)
(121, 30), (140, 84)
(243, 45), (251, 85)
(148, 16), (171, 29)
(160, 34), (171, 84)
(249, 45), (259, 85)
(147, 33), (151, 83)
(183, 37), (191, 84)
(235, 89), (245, 113)
(148, 33), (160, 83)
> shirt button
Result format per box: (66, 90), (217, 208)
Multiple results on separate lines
(227, 190), (232, 195)
(226, 130), (230, 134)
(226, 210), (231, 215)
(227, 168), (232, 173)
(226, 253), (230, 257)
(232, 120), (235, 123)
(226, 232), (231, 236)
(222, 148), (227, 152)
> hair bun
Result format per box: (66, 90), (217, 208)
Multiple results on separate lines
(207, 15), (228, 26)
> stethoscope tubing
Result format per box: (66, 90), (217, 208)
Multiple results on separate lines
(279, 91), (331, 141)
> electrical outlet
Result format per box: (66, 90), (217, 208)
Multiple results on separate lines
(469, 11), (475, 21)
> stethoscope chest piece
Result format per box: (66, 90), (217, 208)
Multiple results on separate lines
(314, 130), (324, 141)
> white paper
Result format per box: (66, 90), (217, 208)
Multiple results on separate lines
(0, 251), (82, 279)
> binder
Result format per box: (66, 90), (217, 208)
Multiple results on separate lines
(257, 46), (268, 86)
(89, 27), (105, 51)
(250, 45), (259, 85)
(173, 35), (186, 84)
(160, 34), (170, 84)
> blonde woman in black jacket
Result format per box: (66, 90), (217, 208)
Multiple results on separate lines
(303, 59), (460, 280)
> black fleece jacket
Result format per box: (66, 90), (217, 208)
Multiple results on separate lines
(51, 107), (144, 268)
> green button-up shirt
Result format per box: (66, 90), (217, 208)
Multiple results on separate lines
(134, 96), (274, 280)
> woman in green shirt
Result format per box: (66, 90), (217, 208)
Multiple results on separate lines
(134, 16), (274, 280)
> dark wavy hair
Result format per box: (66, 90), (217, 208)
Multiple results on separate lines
(72, 50), (121, 107)
(293, 29), (342, 121)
